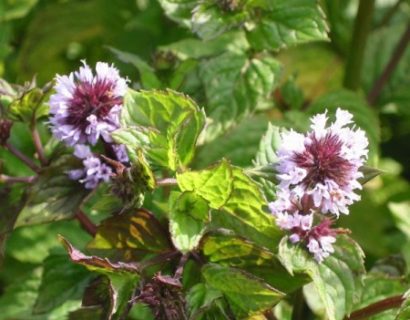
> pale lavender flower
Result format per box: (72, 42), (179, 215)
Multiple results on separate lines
(68, 145), (112, 189)
(276, 108), (369, 216)
(306, 220), (337, 263)
(49, 61), (128, 146)
(112, 144), (129, 163)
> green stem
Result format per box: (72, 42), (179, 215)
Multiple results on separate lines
(343, 0), (376, 90)
(291, 288), (310, 320)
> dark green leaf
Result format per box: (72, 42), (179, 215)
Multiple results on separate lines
(108, 47), (161, 89)
(199, 52), (281, 141)
(202, 264), (285, 318)
(15, 154), (89, 227)
(192, 2), (249, 40)
(246, 0), (329, 51)
(202, 231), (308, 293)
(195, 116), (270, 168)
(33, 252), (92, 314)
(87, 209), (172, 261)
(60, 236), (141, 273)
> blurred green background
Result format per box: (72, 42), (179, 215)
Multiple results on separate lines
(0, 0), (410, 319)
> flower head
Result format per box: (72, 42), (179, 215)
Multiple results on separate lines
(276, 108), (368, 216)
(49, 61), (127, 146)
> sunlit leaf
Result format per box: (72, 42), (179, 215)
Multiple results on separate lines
(113, 89), (206, 171)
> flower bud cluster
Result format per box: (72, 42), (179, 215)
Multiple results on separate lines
(270, 109), (368, 262)
(49, 61), (129, 189)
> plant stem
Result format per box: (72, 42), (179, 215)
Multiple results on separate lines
(291, 288), (310, 320)
(75, 210), (97, 237)
(345, 294), (404, 320)
(367, 23), (410, 105)
(343, 0), (376, 90)
(156, 177), (177, 187)
(0, 174), (37, 184)
(30, 125), (47, 166)
(376, 0), (404, 29)
(174, 253), (189, 280)
(5, 142), (41, 173)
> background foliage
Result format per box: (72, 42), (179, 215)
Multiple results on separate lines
(0, 0), (410, 319)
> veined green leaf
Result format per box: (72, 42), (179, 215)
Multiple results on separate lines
(113, 89), (205, 171)
(33, 253), (92, 315)
(246, 0), (329, 51)
(199, 52), (281, 141)
(177, 160), (282, 250)
(278, 236), (365, 320)
(202, 231), (308, 293)
(169, 191), (210, 253)
(202, 264), (285, 318)
(87, 209), (172, 261)
(15, 154), (89, 227)
(177, 159), (233, 209)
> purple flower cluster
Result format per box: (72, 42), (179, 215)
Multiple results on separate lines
(270, 109), (368, 262)
(68, 145), (112, 189)
(49, 61), (129, 189)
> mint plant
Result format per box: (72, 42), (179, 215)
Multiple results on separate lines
(1, 1), (410, 320)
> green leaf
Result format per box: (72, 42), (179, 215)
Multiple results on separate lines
(250, 123), (284, 200)
(15, 154), (89, 227)
(159, 31), (249, 60)
(113, 89), (205, 171)
(0, 268), (81, 320)
(87, 209), (172, 261)
(246, 0), (329, 51)
(157, 0), (196, 28)
(33, 252), (92, 314)
(60, 237), (140, 319)
(202, 231), (308, 293)
(278, 236), (365, 320)
(186, 282), (228, 319)
(195, 115), (270, 168)
(8, 87), (50, 123)
(191, 2), (249, 40)
(108, 47), (161, 89)
(307, 89), (380, 165)
(254, 123), (282, 166)
(202, 264), (285, 318)
(178, 160), (281, 250)
(212, 166), (281, 250)
(176, 159), (233, 209)
(389, 201), (410, 239)
(199, 52), (281, 141)
(60, 236), (140, 273)
(169, 191), (210, 253)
